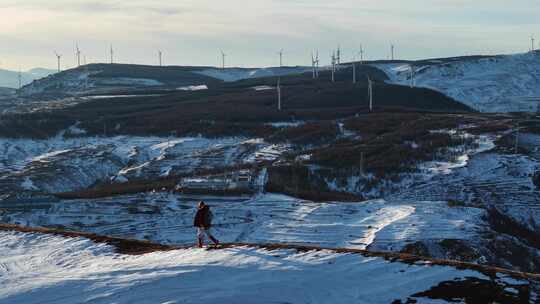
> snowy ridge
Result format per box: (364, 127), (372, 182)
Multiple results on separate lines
(374, 52), (540, 112)
(0, 230), (537, 304)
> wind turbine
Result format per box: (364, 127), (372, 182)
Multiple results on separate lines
(311, 50), (320, 79)
(359, 44), (364, 64)
(76, 44), (81, 67)
(220, 50), (226, 69)
(352, 62), (356, 84)
(158, 50), (163, 66)
(352, 57), (357, 84)
(331, 51), (336, 82)
(315, 50), (319, 78)
(277, 77), (282, 111)
(311, 52), (316, 79)
(391, 44), (395, 60)
(278, 49), (283, 67)
(110, 45), (114, 64)
(54, 51), (62, 72)
(333, 45), (341, 71)
(532, 35), (536, 52)
(367, 76), (373, 112)
(18, 69), (22, 90)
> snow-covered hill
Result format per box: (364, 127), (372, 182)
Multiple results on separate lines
(374, 52), (540, 112)
(0, 230), (537, 304)
(0, 134), (287, 195)
(1, 193), (484, 252)
(17, 64), (310, 98)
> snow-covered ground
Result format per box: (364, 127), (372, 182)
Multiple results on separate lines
(0, 134), (289, 194)
(519, 132), (540, 160)
(1, 193), (486, 254)
(176, 84), (208, 91)
(325, 130), (497, 197)
(374, 52), (540, 112)
(2, 230), (535, 304)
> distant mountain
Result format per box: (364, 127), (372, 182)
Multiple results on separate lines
(0, 68), (56, 88)
(17, 63), (310, 98)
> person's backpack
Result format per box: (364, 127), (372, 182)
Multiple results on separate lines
(204, 208), (213, 226)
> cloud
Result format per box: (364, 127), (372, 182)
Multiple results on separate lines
(1, 0), (539, 69)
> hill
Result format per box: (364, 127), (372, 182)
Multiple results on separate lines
(0, 226), (537, 304)
(17, 63), (311, 98)
(374, 52), (540, 113)
(0, 63), (472, 139)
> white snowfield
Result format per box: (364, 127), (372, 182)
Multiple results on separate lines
(375, 52), (540, 113)
(1, 230), (524, 304)
(3, 194), (486, 253)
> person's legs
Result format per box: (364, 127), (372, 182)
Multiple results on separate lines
(204, 228), (219, 245)
(197, 227), (205, 248)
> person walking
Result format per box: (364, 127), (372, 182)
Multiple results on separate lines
(193, 201), (220, 248)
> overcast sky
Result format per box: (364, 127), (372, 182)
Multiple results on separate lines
(1, 0), (539, 70)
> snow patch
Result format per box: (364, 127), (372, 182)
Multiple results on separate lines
(176, 84), (208, 91)
(21, 177), (38, 191)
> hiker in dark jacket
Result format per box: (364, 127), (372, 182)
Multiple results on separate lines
(193, 201), (219, 248)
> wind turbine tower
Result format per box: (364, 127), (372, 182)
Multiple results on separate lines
(279, 49), (283, 67)
(110, 45), (114, 64)
(54, 51), (62, 72)
(337, 45), (341, 65)
(18, 69), (22, 90)
(76, 44), (81, 67)
(311, 51), (320, 79)
(277, 77), (282, 111)
(311, 52), (316, 79)
(220, 50), (226, 69)
(367, 76), (373, 112)
(359, 44), (364, 64)
(315, 50), (319, 78)
(532, 36), (536, 52)
(331, 52), (336, 82)
(159, 50), (163, 66)
(391, 44), (395, 60)
(352, 61), (356, 84)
